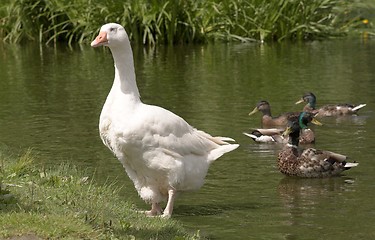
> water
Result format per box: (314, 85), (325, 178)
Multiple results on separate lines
(0, 38), (375, 239)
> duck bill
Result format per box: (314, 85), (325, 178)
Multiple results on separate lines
(249, 107), (259, 116)
(282, 127), (292, 137)
(295, 98), (305, 105)
(311, 118), (323, 126)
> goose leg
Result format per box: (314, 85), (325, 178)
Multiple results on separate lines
(162, 188), (176, 218)
(145, 202), (163, 216)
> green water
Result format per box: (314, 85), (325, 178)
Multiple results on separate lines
(0, 38), (374, 239)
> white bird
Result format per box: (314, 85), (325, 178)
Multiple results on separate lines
(91, 23), (239, 218)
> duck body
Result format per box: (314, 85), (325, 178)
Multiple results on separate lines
(296, 92), (366, 117)
(277, 118), (358, 178)
(92, 23), (238, 218)
(244, 128), (315, 144)
(245, 112), (321, 144)
(243, 129), (285, 143)
(299, 128), (315, 144)
(315, 104), (366, 117)
(278, 147), (357, 178)
(249, 100), (299, 127)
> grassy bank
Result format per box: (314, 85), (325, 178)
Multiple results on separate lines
(0, 148), (200, 239)
(0, 0), (374, 45)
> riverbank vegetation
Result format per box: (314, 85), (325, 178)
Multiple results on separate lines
(0, 148), (200, 239)
(0, 0), (374, 45)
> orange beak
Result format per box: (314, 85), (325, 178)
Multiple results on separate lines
(91, 31), (108, 47)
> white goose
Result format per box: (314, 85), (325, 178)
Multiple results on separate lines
(91, 23), (239, 218)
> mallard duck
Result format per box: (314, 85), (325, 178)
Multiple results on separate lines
(298, 111), (322, 144)
(249, 100), (299, 127)
(244, 112), (322, 144)
(91, 23), (239, 218)
(277, 119), (358, 178)
(295, 92), (366, 117)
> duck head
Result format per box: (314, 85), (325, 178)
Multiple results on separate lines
(249, 100), (271, 116)
(283, 119), (301, 146)
(295, 92), (317, 109)
(298, 112), (322, 129)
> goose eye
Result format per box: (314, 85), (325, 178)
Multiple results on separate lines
(109, 27), (116, 32)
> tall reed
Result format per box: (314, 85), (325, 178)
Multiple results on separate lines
(0, 0), (372, 45)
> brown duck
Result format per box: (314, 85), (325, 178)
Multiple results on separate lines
(295, 92), (366, 117)
(249, 100), (299, 128)
(278, 118), (358, 178)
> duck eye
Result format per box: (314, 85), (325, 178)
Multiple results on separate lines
(109, 27), (116, 32)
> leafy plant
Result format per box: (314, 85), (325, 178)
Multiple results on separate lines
(0, 0), (373, 45)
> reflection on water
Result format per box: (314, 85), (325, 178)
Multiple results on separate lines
(0, 39), (375, 239)
(330, 115), (369, 126)
(244, 140), (283, 155)
(277, 176), (362, 239)
(278, 176), (356, 214)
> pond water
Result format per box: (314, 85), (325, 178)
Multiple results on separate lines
(0, 38), (375, 239)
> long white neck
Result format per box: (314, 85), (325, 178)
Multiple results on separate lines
(109, 41), (140, 101)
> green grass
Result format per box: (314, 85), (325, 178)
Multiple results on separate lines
(0, 0), (374, 45)
(0, 147), (201, 239)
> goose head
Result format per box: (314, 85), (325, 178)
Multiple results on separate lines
(91, 23), (129, 48)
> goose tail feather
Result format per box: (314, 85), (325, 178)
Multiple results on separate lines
(208, 144), (239, 163)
